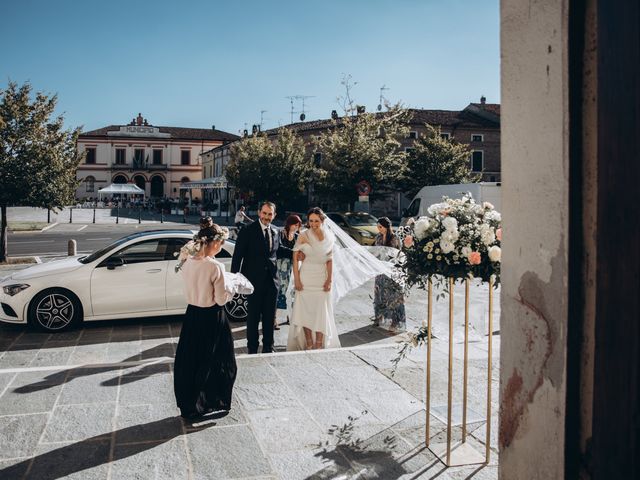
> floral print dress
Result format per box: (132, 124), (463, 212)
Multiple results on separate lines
(373, 234), (406, 331)
(276, 230), (297, 310)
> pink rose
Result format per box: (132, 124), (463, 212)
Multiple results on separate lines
(468, 251), (481, 265)
(496, 228), (502, 241)
(403, 235), (414, 248)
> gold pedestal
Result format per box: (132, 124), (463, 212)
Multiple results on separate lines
(425, 276), (494, 467)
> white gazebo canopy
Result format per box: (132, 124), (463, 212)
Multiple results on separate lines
(98, 183), (145, 198)
(179, 176), (228, 190)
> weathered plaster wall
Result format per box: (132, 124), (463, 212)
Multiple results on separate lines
(500, 1), (569, 478)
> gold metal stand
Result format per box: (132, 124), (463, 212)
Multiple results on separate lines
(424, 276), (494, 466)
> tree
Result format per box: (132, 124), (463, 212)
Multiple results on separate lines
(399, 124), (480, 198)
(225, 127), (318, 211)
(0, 81), (82, 262)
(315, 104), (412, 209)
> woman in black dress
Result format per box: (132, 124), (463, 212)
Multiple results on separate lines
(174, 224), (236, 419)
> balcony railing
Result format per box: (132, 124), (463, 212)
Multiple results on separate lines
(110, 162), (168, 171)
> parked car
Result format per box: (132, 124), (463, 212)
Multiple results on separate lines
(326, 212), (379, 245)
(0, 230), (246, 332)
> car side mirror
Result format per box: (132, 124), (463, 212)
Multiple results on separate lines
(105, 257), (125, 270)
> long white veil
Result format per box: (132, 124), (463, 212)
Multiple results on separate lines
(323, 216), (394, 304)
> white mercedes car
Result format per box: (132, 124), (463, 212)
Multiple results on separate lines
(0, 230), (248, 332)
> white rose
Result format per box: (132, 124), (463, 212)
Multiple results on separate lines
(441, 229), (459, 243)
(427, 202), (449, 216)
(440, 240), (455, 254)
(461, 246), (472, 258)
(413, 217), (432, 240)
(483, 201), (495, 210)
(480, 224), (496, 246)
(442, 216), (458, 232)
(488, 245), (502, 262)
(485, 210), (501, 222)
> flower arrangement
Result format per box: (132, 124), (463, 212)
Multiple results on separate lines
(174, 227), (229, 273)
(400, 194), (501, 287)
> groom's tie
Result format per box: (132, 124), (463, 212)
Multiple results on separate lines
(264, 227), (271, 251)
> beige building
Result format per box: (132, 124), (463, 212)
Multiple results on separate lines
(76, 113), (238, 201)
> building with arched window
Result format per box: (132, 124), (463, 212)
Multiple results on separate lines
(75, 113), (238, 200)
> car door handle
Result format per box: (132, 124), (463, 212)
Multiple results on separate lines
(146, 269), (162, 273)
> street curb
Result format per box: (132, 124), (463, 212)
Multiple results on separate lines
(41, 222), (58, 231)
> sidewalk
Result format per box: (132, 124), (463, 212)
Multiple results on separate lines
(0, 331), (498, 479)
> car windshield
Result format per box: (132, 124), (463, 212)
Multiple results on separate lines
(78, 237), (132, 264)
(345, 213), (378, 226)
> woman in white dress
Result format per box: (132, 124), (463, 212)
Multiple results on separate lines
(287, 207), (341, 350)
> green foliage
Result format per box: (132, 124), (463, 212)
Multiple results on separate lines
(399, 124), (480, 198)
(226, 128), (318, 209)
(0, 81), (82, 209)
(315, 105), (412, 208)
(0, 81), (82, 261)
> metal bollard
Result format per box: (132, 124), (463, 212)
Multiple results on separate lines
(68, 239), (77, 256)
(138, 207), (142, 224)
(69, 208), (73, 223)
(116, 206), (119, 224)
(160, 210), (164, 223)
(47, 208), (51, 224)
(93, 208), (96, 224)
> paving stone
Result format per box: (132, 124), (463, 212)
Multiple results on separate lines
(302, 396), (377, 431)
(247, 407), (327, 453)
(118, 372), (175, 405)
(358, 389), (424, 425)
(57, 371), (119, 405)
(236, 363), (280, 385)
(235, 381), (299, 411)
(118, 362), (171, 384)
(0, 413), (48, 459)
(0, 349), (38, 368)
(67, 344), (108, 365)
(28, 439), (111, 480)
(42, 403), (116, 442)
(331, 365), (407, 395)
(28, 348), (74, 368)
(12, 332), (51, 345)
(0, 458), (30, 480)
(0, 372), (16, 395)
(269, 448), (354, 480)
(115, 404), (182, 444)
(111, 438), (190, 480)
(0, 380), (62, 415)
(310, 349), (367, 370)
(188, 425), (273, 479)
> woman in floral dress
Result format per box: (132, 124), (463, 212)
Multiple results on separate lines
(373, 217), (406, 332)
(275, 214), (302, 327)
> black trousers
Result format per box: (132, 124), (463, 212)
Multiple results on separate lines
(247, 281), (277, 354)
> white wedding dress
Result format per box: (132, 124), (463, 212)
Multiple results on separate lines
(287, 229), (341, 350)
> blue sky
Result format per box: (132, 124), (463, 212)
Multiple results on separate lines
(1, 0), (499, 135)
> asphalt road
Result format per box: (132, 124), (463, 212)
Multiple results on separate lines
(7, 223), (198, 258)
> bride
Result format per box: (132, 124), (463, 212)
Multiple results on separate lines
(288, 207), (338, 350)
(287, 207), (392, 350)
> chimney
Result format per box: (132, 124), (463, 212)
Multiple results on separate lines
(480, 96), (486, 105)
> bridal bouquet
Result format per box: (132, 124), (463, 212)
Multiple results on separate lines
(400, 194), (502, 286)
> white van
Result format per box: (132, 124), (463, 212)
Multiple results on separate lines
(400, 182), (501, 225)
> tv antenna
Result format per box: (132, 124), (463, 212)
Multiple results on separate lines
(285, 95), (315, 123)
(378, 85), (390, 111)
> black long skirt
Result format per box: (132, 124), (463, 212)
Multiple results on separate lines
(174, 304), (237, 416)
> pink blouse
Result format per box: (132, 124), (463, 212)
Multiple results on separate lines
(180, 256), (232, 307)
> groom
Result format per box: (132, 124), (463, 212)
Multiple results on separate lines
(231, 201), (280, 354)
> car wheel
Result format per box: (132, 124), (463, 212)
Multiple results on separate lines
(224, 294), (249, 322)
(28, 289), (82, 332)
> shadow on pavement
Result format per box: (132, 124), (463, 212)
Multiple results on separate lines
(0, 414), (223, 480)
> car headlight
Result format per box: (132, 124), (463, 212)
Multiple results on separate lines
(359, 231), (375, 238)
(2, 284), (30, 296)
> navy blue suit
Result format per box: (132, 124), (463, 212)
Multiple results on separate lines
(231, 220), (280, 353)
